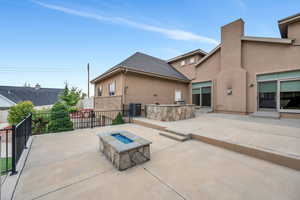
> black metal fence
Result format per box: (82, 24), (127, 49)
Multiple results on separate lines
(0, 113), (32, 175)
(32, 109), (132, 135)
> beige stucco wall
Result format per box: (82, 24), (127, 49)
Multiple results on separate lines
(193, 18), (300, 116)
(94, 73), (124, 97)
(242, 41), (300, 113)
(124, 72), (189, 106)
(288, 21), (300, 44)
(169, 54), (204, 79)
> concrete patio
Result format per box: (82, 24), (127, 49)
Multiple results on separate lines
(135, 113), (300, 159)
(13, 123), (300, 200)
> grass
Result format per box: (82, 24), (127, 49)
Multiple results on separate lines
(1, 157), (12, 175)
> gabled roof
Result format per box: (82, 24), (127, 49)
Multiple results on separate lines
(167, 49), (207, 63)
(0, 85), (63, 106)
(278, 13), (300, 38)
(91, 52), (190, 83)
(195, 45), (221, 67)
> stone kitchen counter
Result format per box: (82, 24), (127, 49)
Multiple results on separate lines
(145, 104), (195, 121)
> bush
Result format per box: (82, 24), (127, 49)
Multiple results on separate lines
(47, 102), (73, 133)
(112, 112), (125, 125)
(8, 101), (34, 125)
(32, 108), (51, 135)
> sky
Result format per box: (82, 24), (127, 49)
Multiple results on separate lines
(0, 0), (299, 95)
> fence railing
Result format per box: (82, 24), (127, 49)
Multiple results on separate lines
(0, 113), (32, 175)
(32, 109), (131, 135)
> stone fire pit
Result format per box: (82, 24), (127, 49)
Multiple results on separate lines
(98, 131), (151, 171)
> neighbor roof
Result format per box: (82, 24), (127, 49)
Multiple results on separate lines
(278, 13), (300, 38)
(0, 86), (63, 106)
(91, 52), (190, 83)
(167, 49), (207, 63)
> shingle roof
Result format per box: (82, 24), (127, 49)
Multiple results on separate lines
(92, 52), (190, 82)
(0, 85), (63, 106)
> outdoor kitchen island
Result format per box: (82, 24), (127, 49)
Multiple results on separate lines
(98, 131), (151, 170)
(146, 104), (196, 121)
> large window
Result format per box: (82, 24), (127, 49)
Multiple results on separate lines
(108, 82), (115, 96)
(280, 80), (300, 110)
(258, 81), (277, 109)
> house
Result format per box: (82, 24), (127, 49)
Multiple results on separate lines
(0, 84), (63, 110)
(92, 13), (300, 118)
(191, 13), (300, 118)
(91, 52), (193, 110)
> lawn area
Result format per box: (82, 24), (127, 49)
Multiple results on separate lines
(1, 157), (12, 174)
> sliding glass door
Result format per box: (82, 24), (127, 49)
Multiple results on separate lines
(280, 80), (300, 111)
(258, 81), (277, 110)
(201, 87), (211, 107)
(192, 82), (212, 108)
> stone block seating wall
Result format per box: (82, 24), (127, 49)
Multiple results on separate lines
(146, 104), (195, 121)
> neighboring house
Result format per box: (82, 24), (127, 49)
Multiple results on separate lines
(92, 13), (300, 118)
(91, 52), (191, 110)
(0, 84), (63, 110)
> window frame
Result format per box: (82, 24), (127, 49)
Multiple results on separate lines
(189, 57), (195, 64)
(180, 60), (185, 66)
(108, 81), (116, 96)
(175, 90), (182, 102)
(98, 86), (102, 96)
(278, 78), (300, 113)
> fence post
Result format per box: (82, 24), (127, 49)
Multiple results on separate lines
(11, 125), (17, 175)
(90, 110), (94, 128)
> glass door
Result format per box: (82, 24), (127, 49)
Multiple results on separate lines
(201, 87), (211, 107)
(258, 81), (277, 110)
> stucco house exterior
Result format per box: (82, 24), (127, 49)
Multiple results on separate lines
(91, 52), (192, 110)
(92, 13), (300, 118)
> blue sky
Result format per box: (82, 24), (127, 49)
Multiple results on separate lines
(0, 0), (299, 95)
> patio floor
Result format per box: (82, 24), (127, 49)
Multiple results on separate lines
(14, 124), (300, 200)
(135, 113), (300, 158)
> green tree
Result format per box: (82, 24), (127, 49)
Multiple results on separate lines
(59, 83), (82, 112)
(112, 112), (125, 125)
(7, 101), (34, 125)
(47, 102), (73, 133)
(32, 108), (51, 135)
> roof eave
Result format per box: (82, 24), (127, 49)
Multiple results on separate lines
(241, 36), (293, 44)
(167, 49), (207, 63)
(278, 13), (300, 38)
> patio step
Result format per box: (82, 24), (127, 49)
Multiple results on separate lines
(250, 111), (280, 119)
(159, 132), (190, 142)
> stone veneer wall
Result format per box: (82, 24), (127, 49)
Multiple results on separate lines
(146, 104), (195, 121)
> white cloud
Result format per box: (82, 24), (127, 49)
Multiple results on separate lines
(33, 1), (219, 45)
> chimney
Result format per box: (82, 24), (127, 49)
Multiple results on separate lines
(220, 19), (244, 70)
(35, 83), (41, 90)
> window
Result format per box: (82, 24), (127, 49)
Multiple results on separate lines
(175, 90), (182, 101)
(98, 86), (102, 96)
(108, 82), (115, 96)
(280, 80), (300, 110)
(258, 81), (277, 109)
(180, 60), (185, 66)
(189, 57), (195, 64)
(192, 89), (200, 106)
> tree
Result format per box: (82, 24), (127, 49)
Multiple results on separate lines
(47, 102), (73, 132)
(7, 101), (34, 125)
(112, 112), (125, 125)
(59, 83), (82, 112)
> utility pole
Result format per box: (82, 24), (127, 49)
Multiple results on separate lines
(87, 63), (90, 98)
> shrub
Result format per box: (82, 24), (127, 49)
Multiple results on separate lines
(32, 108), (51, 135)
(112, 112), (125, 125)
(47, 102), (73, 133)
(8, 101), (34, 125)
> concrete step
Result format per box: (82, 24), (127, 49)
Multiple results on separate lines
(250, 111), (280, 119)
(159, 132), (189, 142)
(164, 129), (188, 137)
